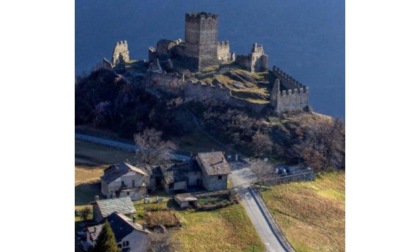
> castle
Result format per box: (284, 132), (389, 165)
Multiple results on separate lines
(106, 12), (309, 115)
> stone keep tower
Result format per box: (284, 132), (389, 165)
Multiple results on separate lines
(184, 12), (219, 72)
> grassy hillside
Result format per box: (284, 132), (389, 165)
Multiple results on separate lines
(260, 172), (345, 252)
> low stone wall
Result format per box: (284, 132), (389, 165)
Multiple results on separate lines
(194, 190), (237, 211)
(261, 172), (314, 186)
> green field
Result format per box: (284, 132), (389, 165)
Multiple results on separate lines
(261, 172), (345, 252)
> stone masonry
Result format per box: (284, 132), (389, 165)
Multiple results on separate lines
(270, 66), (309, 114)
(183, 12), (219, 71)
(112, 40), (130, 66)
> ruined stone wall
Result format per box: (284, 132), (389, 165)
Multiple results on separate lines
(217, 41), (230, 61)
(249, 43), (268, 72)
(144, 73), (267, 113)
(184, 81), (266, 112)
(235, 55), (250, 70)
(112, 40), (129, 66)
(235, 43), (268, 72)
(145, 72), (185, 96)
(184, 12), (219, 71)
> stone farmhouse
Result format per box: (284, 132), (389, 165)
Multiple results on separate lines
(106, 12), (309, 116)
(99, 152), (231, 197)
(82, 212), (150, 252)
(153, 151), (231, 193)
(101, 162), (150, 200)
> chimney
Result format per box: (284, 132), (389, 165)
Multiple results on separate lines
(132, 215), (136, 224)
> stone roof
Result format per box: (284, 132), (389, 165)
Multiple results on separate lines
(101, 162), (148, 183)
(107, 212), (149, 242)
(160, 163), (189, 184)
(87, 212), (149, 243)
(175, 193), (198, 202)
(160, 160), (200, 184)
(196, 152), (231, 176)
(94, 197), (136, 218)
(87, 224), (104, 242)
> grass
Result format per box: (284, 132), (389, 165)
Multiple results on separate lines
(175, 204), (264, 251)
(75, 140), (136, 206)
(75, 140), (137, 165)
(133, 198), (264, 251)
(261, 172), (345, 252)
(174, 128), (226, 153)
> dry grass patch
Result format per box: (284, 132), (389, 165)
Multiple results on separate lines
(133, 200), (264, 252)
(174, 204), (264, 252)
(261, 172), (345, 252)
(75, 165), (107, 185)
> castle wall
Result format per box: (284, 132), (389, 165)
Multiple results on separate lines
(145, 72), (185, 96)
(217, 41), (230, 61)
(275, 87), (309, 114)
(270, 66), (309, 114)
(112, 41), (130, 66)
(236, 55), (250, 70)
(184, 81), (266, 112)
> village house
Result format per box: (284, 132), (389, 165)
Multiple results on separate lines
(91, 196), (136, 223)
(156, 151), (231, 193)
(195, 152), (231, 191)
(101, 162), (150, 200)
(82, 212), (150, 252)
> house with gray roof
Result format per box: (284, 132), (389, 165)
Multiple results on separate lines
(101, 162), (150, 200)
(91, 196), (136, 223)
(83, 212), (150, 252)
(156, 151), (231, 193)
(195, 151), (231, 191)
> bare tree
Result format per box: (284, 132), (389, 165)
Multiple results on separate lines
(134, 128), (176, 165)
(250, 131), (273, 158)
(294, 118), (345, 171)
(250, 159), (275, 189)
(148, 231), (181, 252)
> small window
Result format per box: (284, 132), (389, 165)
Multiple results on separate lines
(218, 175), (222, 180)
(117, 244), (122, 248)
(123, 241), (129, 247)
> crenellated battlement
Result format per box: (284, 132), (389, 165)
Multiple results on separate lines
(217, 41), (229, 46)
(186, 12), (218, 22)
(112, 40), (130, 66)
(279, 87), (308, 96)
(251, 43), (264, 54)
